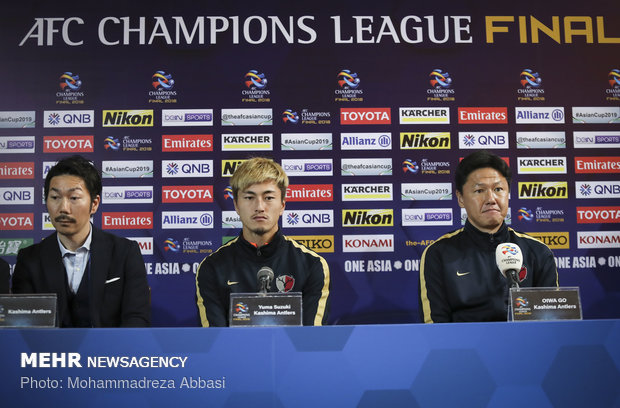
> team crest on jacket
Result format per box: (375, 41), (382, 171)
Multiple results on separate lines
(518, 266), (527, 282)
(276, 275), (295, 292)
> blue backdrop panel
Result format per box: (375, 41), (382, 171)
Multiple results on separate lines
(0, 0), (618, 326)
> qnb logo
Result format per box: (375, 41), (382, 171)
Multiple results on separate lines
(287, 213), (300, 225)
(337, 69), (360, 89)
(429, 69), (452, 88)
(580, 184), (592, 196)
(166, 162), (179, 175)
(282, 109), (299, 124)
(47, 113), (61, 126)
(520, 69), (542, 88)
(152, 71), (174, 90)
(59, 72), (82, 92)
(245, 70), (268, 89)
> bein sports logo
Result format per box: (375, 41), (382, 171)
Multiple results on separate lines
(520, 69), (542, 88)
(59, 72), (82, 92)
(429, 69), (452, 89)
(402, 159), (419, 174)
(282, 109), (299, 124)
(152, 71), (174, 90)
(244, 70), (268, 89)
(337, 69), (360, 89)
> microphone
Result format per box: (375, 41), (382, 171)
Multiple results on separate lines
(495, 243), (523, 288)
(257, 266), (274, 294)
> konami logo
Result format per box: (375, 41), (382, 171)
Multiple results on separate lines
(43, 136), (94, 153)
(102, 212), (153, 229)
(162, 185), (213, 203)
(342, 234), (394, 252)
(458, 107), (508, 124)
(286, 184), (333, 202)
(340, 108), (391, 125)
(576, 206), (620, 224)
(0, 213), (34, 230)
(0, 162), (34, 179)
(162, 135), (213, 152)
(577, 231), (620, 249)
(128, 237), (154, 255)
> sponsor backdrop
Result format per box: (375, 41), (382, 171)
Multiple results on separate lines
(0, 0), (618, 326)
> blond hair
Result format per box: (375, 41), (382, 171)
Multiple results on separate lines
(230, 157), (289, 202)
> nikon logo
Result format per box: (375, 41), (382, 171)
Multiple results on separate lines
(102, 110), (153, 127)
(400, 133), (450, 149)
(221, 160), (247, 177)
(342, 209), (393, 226)
(525, 232), (569, 249)
(518, 182), (568, 199)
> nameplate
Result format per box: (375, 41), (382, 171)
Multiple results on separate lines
(229, 292), (302, 327)
(510, 287), (582, 321)
(0, 294), (57, 328)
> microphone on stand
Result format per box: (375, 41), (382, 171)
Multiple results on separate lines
(257, 266), (274, 294)
(495, 243), (523, 288)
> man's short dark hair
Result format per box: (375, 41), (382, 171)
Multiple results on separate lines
(455, 150), (511, 193)
(44, 155), (102, 203)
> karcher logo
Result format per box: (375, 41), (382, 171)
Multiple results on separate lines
(102, 110), (153, 127)
(518, 182), (568, 199)
(342, 209), (393, 227)
(525, 232), (570, 249)
(400, 133), (450, 149)
(221, 160), (247, 177)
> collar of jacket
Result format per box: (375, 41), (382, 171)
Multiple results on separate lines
(238, 229), (284, 258)
(464, 219), (510, 251)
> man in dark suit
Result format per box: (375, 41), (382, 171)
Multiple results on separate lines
(0, 257), (9, 294)
(12, 156), (150, 327)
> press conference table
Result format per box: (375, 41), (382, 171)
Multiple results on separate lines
(2, 320), (619, 408)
